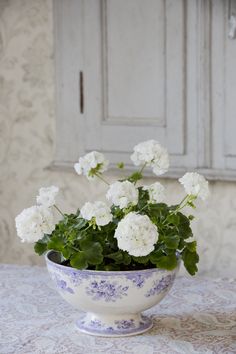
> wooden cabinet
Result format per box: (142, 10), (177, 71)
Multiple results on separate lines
(53, 0), (236, 180)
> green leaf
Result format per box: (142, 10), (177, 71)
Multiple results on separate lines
(132, 255), (150, 264)
(136, 188), (149, 210)
(177, 212), (193, 239)
(148, 203), (169, 223)
(123, 252), (131, 265)
(104, 264), (121, 271)
(61, 246), (74, 259)
(47, 235), (65, 252)
(127, 171), (143, 183)
(185, 241), (197, 252)
(70, 252), (88, 269)
(95, 264), (106, 271)
(155, 254), (178, 270)
(164, 234), (180, 249)
(34, 240), (47, 255)
(117, 162), (124, 169)
(182, 248), (199, 275)
(150, 249), (164, 264)
(106, 251), (123, 263)
(80, 239), (103, 265)
(178, 238), (185, 250)
(188, 215), (195, 221)
(166, 214), (180, 225)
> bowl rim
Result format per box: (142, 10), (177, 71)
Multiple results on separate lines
(45, 250), (180, 276)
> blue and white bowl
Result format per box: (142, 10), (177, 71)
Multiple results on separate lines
(45, 251), (179, 337)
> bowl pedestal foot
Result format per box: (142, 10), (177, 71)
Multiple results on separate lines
(76, 312), (153, 337)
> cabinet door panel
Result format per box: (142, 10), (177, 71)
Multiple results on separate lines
(54, 0), (199, 173)
(212, 0), (236, 170)
(105, 0), (165, 121)
(84, 0), (190, 167)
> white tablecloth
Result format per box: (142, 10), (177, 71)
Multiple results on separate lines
(0, 264), (235, 354)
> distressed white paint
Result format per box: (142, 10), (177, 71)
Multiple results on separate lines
(212, 0), (236, 170)
(54, 0), (199, 170)
(53, 0), (236, 179)
(53, 0), (85, 162)
(84, 0), (187, 158)
(105, 0), (165, 121)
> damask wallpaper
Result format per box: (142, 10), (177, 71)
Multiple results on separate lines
(0, 0), (235, 277)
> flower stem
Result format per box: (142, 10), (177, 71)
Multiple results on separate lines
(95, 172), (110, 185)
(53, 205), (64, 217)
(178, 195), (189, 209)
(139, 204), (149, 213)
(84, 224), (92, 232)
(133, 162), (147, 185)
(71, 245), (80, 252)
(166, 195), (189, 219)
(139, 162), (147, 175)
(172, 195), (192, 214)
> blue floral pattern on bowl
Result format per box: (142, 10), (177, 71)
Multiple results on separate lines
(86, 280), (129, 302)
(56, 278), (74, 294)
(145, 274), (175, 297)
(77, 314), (152, 336)
(50, 272), (74, 294)
(125, 271), (154, 288)
(114, 319), (135, 329)
(47, 263), (89, 287)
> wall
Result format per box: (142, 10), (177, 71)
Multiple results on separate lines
(0, 0), (235, 277)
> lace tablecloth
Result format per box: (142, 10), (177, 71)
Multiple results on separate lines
(0, 265), (235, 354)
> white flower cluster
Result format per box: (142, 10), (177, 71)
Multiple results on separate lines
(15, 206), (56, 243)
(80, 201), (112, 226)
(74, 151), (109, 180)
(114, 212), (159, 257)
(131, 140), (169, 176)
(36, 186), (59, 207)
(16, 140), (210, 264)
(106, 181), (138, 209)
(143, 182), (165, 204)
(179, 172), (209, 200)
(15, 186), (60, 243)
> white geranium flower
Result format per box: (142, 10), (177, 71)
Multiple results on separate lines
(179, 172), (209, 200)
(114, 212), (159, 257)
(131, 140), (169, 176)
(80, 201), (112, 226)
(143, 182), (166, 203)
(36, 185), (59, 207)
(74, 151), (109, 180)
(15, 206), (56, 243)
(106, 181), (139, 209)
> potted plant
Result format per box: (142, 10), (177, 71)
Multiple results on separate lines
(15, 140), (209, 337)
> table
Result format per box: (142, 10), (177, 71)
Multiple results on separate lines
(0, 265), (235, 354)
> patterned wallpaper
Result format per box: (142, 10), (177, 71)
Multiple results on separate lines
(0, 0), (236, 277)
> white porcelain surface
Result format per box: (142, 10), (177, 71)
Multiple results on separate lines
(45, 251), (179, 336)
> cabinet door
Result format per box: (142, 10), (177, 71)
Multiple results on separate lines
(212, 0), (236, 173)
(54, 0), (199, 173)
(83, 0), (197, 170)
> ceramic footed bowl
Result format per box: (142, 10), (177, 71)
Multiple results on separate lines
(45, 251), (180, 337)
